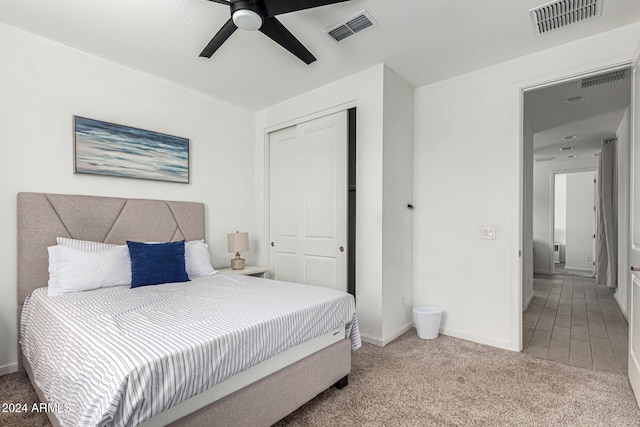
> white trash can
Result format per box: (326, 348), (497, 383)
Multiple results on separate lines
(413, 306), (443, 339)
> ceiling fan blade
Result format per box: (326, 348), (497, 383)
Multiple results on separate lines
(204, 0), (232, 5)
(259, 17), (316, 64)
(262, 0), (351, 17)
(199, 18), (238, 58)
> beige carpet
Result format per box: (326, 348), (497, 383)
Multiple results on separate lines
(2, 330), (640, 426)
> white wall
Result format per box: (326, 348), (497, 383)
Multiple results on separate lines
(382, 67), (414, 341)
(533, 159), (598, 274)
(616, 107), (631, 319)
(533, 162), (553, 275)
(414, 68), (516, 350)
(413, 22), (640, 351)
(0, 23), (255, 374)
(555, 174), (567, 246)
(565, 171), (596, 271)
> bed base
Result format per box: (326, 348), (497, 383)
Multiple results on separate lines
(167, 339), (350, 426)
(22, 354), (61, 427)
(144, 326), (348, 426)
(23, 338), (350, 427)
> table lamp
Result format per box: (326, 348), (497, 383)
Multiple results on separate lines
(227, 231), (249, 270)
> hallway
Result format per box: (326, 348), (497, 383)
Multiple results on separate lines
(523, 273), (628, 374)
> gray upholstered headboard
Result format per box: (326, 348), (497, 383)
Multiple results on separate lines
(17, 192), (205, 307)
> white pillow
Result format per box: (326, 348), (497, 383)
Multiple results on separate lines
(47, 245), (131, 296)
(185, 240), (218, 278)
(56, 237), (217, 279)
(56, 237), (118, 251)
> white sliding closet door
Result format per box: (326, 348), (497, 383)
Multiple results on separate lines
(269, 111), (347, 292)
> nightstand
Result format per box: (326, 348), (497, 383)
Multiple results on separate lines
(218, 265), (269, 278)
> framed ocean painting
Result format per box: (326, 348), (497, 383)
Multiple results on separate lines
(74, 116), (189, 184)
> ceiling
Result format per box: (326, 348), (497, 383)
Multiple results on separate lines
(525, 68), (631, 162)
(1, 0), (639, 111)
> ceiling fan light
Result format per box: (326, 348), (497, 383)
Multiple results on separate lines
(233, 9), (262, 31)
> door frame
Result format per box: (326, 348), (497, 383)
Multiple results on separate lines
(262, 105), (357, 295)
(550, 168), (598, 276)
(627, 43), (640, 404)
(261, 102), (354, 272)
(517, 61), (632, 351)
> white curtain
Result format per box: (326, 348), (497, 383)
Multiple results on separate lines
(596, 138), (617, 289)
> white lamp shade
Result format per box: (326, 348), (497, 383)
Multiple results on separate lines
(228, 232), (249, 253)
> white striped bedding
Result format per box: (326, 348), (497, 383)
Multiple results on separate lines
(20, 273), (361, 427)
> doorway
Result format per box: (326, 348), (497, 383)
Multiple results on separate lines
(552, 170), (597, 277)
(521, 66), (631, 371)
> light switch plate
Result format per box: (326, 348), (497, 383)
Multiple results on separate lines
(482, 227), (496, 240)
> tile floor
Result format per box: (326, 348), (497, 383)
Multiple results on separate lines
(523, 273), (629, 374)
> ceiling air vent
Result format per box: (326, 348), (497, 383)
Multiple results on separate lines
(529, 0), (602, 36)
(535, 157), (556, 162)
(325, 10), (378, 42)
(580, 69), (628, 88)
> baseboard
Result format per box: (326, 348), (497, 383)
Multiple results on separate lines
(363, 326), (516, 352)
(614, 292), (630, 321)
(564, 266), (592, 273)
(629, 350), (640, 399)
(440, 327), (515, 351)
(524, 291), (535, 312)
(0, 362), (18, 376)
(360, 323), (413, 347)
(360, 335), (382, 346)
(381, 323), (413, 346)
(533, 269), (554, 276)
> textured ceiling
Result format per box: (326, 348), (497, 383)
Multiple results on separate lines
(1, 0), (640, 111)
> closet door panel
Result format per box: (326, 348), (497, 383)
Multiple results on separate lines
(269, 111), (347, 292)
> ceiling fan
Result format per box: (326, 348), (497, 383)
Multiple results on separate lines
(200, 0), (351, 64)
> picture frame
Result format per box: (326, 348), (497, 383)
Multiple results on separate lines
(74, 116), (189, 184)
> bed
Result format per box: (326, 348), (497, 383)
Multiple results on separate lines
(17, 192), (361, 427)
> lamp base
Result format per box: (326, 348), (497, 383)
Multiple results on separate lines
(231, 257), (245, 270)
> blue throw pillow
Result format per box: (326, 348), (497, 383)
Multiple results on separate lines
(126, 240), (190, 288)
